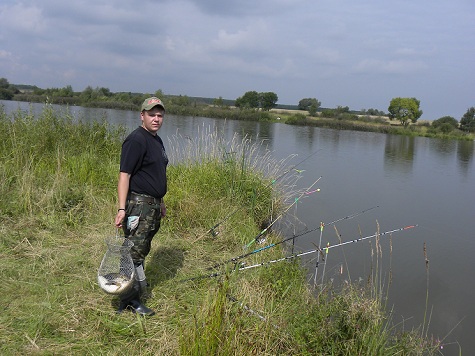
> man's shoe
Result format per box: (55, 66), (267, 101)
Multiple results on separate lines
(129, 299), (155, 316)
(116, 299), (130, 314)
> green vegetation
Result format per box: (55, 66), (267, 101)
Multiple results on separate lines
(0, 78), (20, 100)
(0, 104), (442, 354)
(460, 107), (475, 132)
(388, 97), (423, 127)
(298, 98), (322, 116)
(283, 111), (475, 141)
(235, 90), (279, 111)
(430, 116), (459, 134)
(3, 77), (474, 141)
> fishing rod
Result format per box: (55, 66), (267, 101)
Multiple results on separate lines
(298, 206), (381, 286)
(182, 224), (417, 282)
(292, 205), (380, 240)
(239, 224), (417, 272)
(207, 205), (379, 271)
(313, 222), (325, 286)
(204, 149), (322, 238)
(243, 176), (322, 249)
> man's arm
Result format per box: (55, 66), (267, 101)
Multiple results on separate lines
(115, 172), (131, 227)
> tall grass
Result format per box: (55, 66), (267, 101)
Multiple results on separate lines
(0, 104), (441, 354)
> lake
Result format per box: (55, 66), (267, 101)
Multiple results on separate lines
(2, 100), (474, 354)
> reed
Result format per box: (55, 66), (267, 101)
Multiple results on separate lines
(0, 104), (441, 354)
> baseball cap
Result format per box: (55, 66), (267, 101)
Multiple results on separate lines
(141, 97), (165, 111)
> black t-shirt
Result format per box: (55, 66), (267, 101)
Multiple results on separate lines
(120, 126), (168, 199)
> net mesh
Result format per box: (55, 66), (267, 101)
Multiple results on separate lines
(97, 237), (136, 295)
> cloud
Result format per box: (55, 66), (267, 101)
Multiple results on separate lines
(353, 58), (428, 74)
(0, 50), (13, 59)
(182, 0), (307, 17)
(0, 2), (46, 34)
(0, 0), (473, 119)
(394, 48), (420, 56)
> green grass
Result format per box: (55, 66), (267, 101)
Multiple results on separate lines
(0, 104), (442, 354)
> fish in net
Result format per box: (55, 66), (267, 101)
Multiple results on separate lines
(97, 235), (136, 296)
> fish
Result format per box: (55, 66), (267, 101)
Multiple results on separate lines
(98, 272), (135, 295)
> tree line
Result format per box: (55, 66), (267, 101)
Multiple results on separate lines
(2, 77), (474, 133)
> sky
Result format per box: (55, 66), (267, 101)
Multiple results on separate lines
(1, 0), (474, 120)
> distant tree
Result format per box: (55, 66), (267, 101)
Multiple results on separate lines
(97, 87), (112, 97)
(213, 96), (225, 107)
(260, 92), (278, 111)
(388, 97), (423, 127)
(298, 98), (321, 112)
(335, 105), (350, 114)
(0, 77), (9, 89)
(154, 89), (165, 99)
(308, 104), (318, 116)
(171, 95), (190, 106)
(33, 87), (46, 95)
(80, 86), (94, 101)
(459, 107), (475, 132)
(432, 116), (458, 133)
(115, 92), (133, 102)
(235, 91), (260, 109)
(362, 108), (386, 116)
(234, 96), (244, 108)
(0, 77), (19, 100)
(431, 116), (458, 134)
(58, 85), (74, 97)
(0, 88), (14, 100)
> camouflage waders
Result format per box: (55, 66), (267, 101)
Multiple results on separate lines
(122, 192), (162, 265)
(117, 192), (162, 316)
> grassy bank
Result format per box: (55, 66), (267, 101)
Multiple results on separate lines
(0, 104), (441, 354)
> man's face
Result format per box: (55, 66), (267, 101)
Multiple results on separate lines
(141, 107), (164, 134)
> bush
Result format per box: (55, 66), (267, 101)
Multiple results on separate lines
(432, 116), (458, 130)
(285, 113), (308, 125)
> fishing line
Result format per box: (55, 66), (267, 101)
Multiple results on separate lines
(183, 224), (417, 282)
(243, 176), (322, 249)
(204, 149), (322, 238)
(207, 205), (379, 271)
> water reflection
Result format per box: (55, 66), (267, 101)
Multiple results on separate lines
(428, 137), (457, 158)
(456, 140), (474, 175)
(384, 135), (415, 174)
(231, 120), (274, 143)
(295, 125), (318, 146)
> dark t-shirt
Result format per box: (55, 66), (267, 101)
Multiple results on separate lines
(120, 126), (168, 199)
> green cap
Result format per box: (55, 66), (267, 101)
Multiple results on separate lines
(141, 97), (165, 111)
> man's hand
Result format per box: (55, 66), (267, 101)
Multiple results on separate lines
(115, 210), (126, 227)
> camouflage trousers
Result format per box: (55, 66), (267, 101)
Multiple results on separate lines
(122, 195), (162, 265)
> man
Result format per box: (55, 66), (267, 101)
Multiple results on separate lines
(114, 97), (168, 316)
